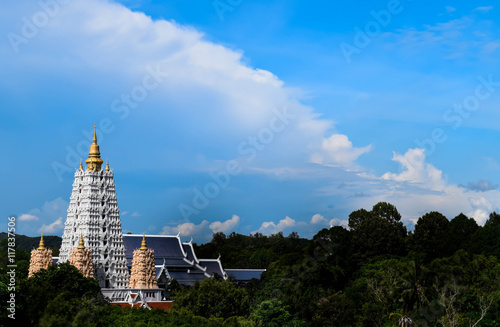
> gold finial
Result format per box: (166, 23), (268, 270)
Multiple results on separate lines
(77, 232), (85, 250)
(38, 233), (46, 251)
(105, 158), (110, 172)
(79, 158), (83, 171)
(140, 233), (148, 251)
(92, 124), (97, 143)
(85, 124), (103, 171)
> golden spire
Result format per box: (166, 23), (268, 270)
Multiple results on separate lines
(79, 158), (83, 171)
(38, 233), (46, 251)
(140, 233), (148, 251)
(77, 232), (85, 250)
(105, 158), (110, 172)
(85, 124), (103, 171)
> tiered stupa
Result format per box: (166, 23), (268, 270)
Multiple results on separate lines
(69, 233), (95, 278)
(58, 125), (129, 288)
(28, 234), (52, 277)
(129, 234), (158, 289)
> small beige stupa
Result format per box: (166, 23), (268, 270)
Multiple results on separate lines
(28, 234), (53, 277)
(129, 234), (158, 289)
(69, 233), (95, 278)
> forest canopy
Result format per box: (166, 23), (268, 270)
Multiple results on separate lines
(2, 202), (500, 326)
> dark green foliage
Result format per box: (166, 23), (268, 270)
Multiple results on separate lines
(0, 232), (62, 253)
(409, 211), (449, 261)
(444, 213), (478, 256)
(17, 262), (104, 326)
(469, 224), (500, 257)
(485, 211), (500, 227)
(5, 202), (500, 326)
(172, 278), (250, 319)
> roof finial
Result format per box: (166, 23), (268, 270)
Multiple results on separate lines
(92, 124), (97, 144)
(105, 158), (110, 172)
(38, 233), (46, 251)
(85, 124), (103, 171)
(79, 158), (83, 171)
(140, 233), (148, 251)
(77, 232), (85, 249)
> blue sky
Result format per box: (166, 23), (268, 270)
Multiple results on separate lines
(2, 0), (500, 242)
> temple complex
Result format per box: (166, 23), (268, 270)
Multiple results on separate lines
(28, 125), (265, 306)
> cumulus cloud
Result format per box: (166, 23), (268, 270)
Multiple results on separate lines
(160, 220), (210, 237)
(311, 214), (328, 225)
(311, 134), (372, 166)
(209, 215), (240, 233)
(19, 214), (39, 221)
(256, 216), (296, 235)
(381, 148), (445, 191)
(19, 198), (68, 235)
(160, 215), (242, 242)
(310, 214), (348, 229)
(38, 217), (64, 234)
(329, 218), (349, 228)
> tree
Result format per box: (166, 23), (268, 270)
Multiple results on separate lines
(484, 211), (500, 227)
(409, 211), (449, 261)
(17, 262), (104, 326)
(348, 203), (408, 265)
(173, 278), (250, 319)
(469, 224), (500, 258)
(351, 216), (407, 264)
(372, 202), (402, 225)
(348, 208), (373, 230)
(252, 299), (306, 326)
(444, 213), (478, 256)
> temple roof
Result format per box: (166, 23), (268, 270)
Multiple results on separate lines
(122, 234), (264, 286)
(123, 234), (186, 259)
(199, 259), (226, 278)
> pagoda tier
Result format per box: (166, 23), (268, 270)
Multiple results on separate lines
(59, 126), (129, 288)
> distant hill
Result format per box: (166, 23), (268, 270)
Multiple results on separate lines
(0, 232), (62, 253)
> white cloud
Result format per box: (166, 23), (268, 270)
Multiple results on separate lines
(38, 217), (64, 234)
(311, 213), (328, 225)
(209, 215), (240, 233)
(256, 216), (296, 235)
(311, 134), (372, 166)
(381, 148), (445, 191)
(131, 212), (141, 217)
(329, 218), (349, 228)
(19, 214), (39, 221)
(18, 198), (68, 235)
(475, 6), (493, 13)
(311, 214), (348, 229)
(160, 220), (210, 238)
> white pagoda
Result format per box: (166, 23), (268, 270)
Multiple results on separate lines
(58, 125), (129, 289)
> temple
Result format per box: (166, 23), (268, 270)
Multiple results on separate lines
(31, 126), (265, 306)
(58, 125), (129, 289)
